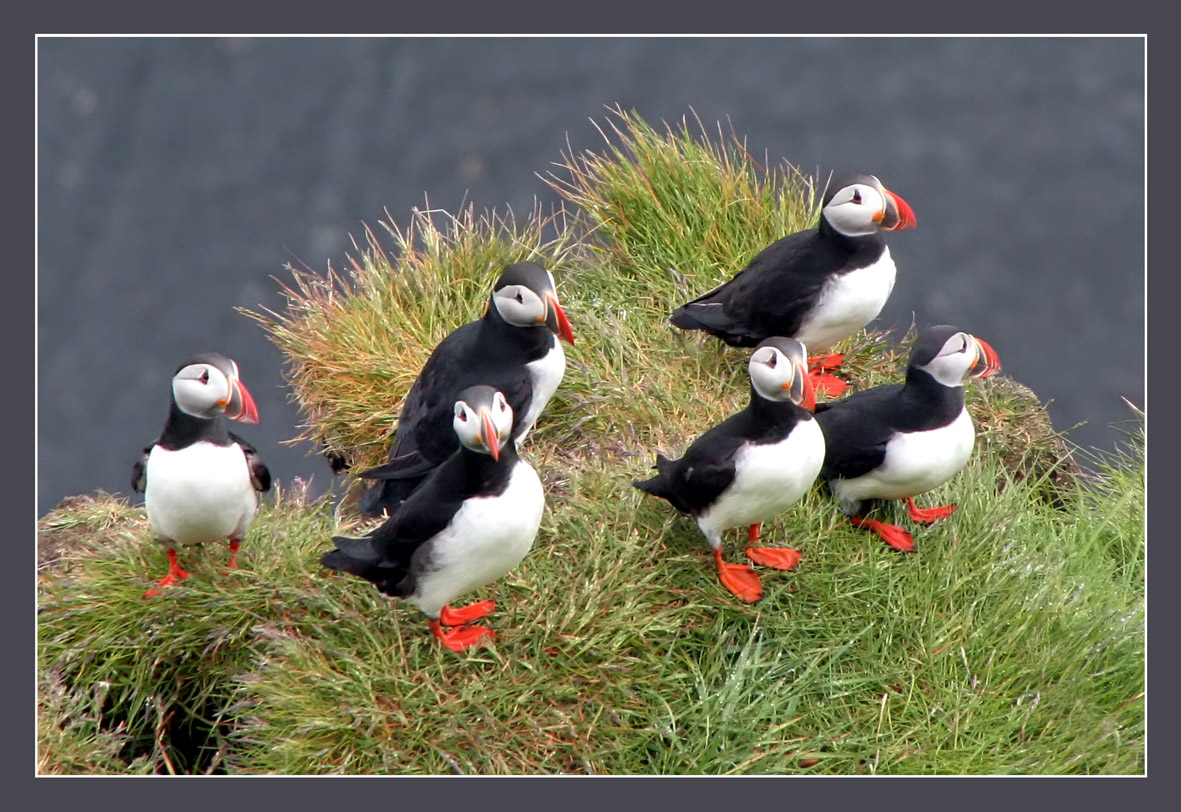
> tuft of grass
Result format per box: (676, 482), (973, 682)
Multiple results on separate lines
(39, 109), (1142, 774)
(242, 202), (582, 481)
(543, 104), (819, 313)
(37, 480), (339, 775)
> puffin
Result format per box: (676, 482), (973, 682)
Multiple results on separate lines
(132, 353), (270, 598)
(321, 385), (545, 651)
(357, 261), (574, 517)
(668, 172), (917, 396)
(633, 337), (825, 603)
(814, 325), (1001, 552)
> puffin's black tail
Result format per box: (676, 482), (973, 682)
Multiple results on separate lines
(319, 534), (382, 577)
(633, 454), (692, 515)
(669, 302), (714, 333)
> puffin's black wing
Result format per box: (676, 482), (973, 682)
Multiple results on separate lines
(814, 385), (902, 481)
(357, 449), (436, 481)
(229, 431), (272, 493)
(670, 231), (830, 346)
(131, 444), (153, 493)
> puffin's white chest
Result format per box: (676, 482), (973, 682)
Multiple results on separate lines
(796, 248), (896, 351)
(410, 460), (545, 617)
(697, 417), (826, 545)
(144, 441), (258, 545)
(834, 407), (975, 504)
(517, 337), (566, 443)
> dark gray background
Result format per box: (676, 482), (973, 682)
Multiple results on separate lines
(37, 36), (1145, 518)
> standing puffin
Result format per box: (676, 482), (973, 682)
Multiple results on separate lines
(357, 261), (574, 517)
(321, 386), (545, 651)
(132, 353), (271, 598)
(669, 172), (916, 396)
(814, 325), (1001, 552)
(634, 337), (824, 603)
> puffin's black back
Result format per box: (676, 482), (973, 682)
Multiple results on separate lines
(669, 234), (885, 346)
(815, 327), (968, 482)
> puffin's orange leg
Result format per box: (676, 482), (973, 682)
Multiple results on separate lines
(144, 548), (191, 598)
(850, 516), (916, 552)
(226, 538), (242, 570)
(714, 548), (763, 603)
(906, 496), (957, 523)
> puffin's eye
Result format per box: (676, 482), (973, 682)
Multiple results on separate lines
(765, 352), (777, 369)
(515, 291), (524, 304)
(852, 189), (862, 204)
(200, 370), (210, 384)
(458, 410), (468, 422)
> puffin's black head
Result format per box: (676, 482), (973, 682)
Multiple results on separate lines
(820, 172), (917, 236)
(907, 326), (1002, 388)
(452, 384), (514, 461)
(170, 352), (259, 423)
(748, 336), (817, 412)
(489, 261), (575, 344)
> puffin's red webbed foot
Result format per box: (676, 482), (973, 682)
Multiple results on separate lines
(429, 617), (496, 651)
(807, 353), (849, 397)
(144, 548), (191, 598)
(440, 600), (496, 626)
(850, 517), (916, 552)
(807, 371), (848, 398)
(714, 548), (763, 603)
(746, 546), (803, 571)
(808, 353), (845, 372)
(906, 497), (957, 523)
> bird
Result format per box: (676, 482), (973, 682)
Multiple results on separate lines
(813, 325), (1001, 552)
(633, 336), (825, 603)
(668, 172), (916, 396)
(356, 261), (574, 518)
(321, 385), (545, 651)
(133, 353), (271, 598)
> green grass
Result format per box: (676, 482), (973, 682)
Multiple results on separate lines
(37, 108), (1144, 774)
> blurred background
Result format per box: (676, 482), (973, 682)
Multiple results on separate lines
(37, 36), (1145, 518)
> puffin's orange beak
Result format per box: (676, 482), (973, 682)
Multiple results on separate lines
(876, 188), (917, 231)
(969, 337), (1002, 379)
(783, 357), (817, 412)
(480, 409), (501, 462)
(545, 291), (575, 345)
(224, 377), (260, 424)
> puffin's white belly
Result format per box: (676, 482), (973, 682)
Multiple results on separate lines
(410, 460), (545, 617)
(796, 248), (896, 351)
(517, 337), (566, 443)
(832, 408), (976, 505)
(697, 417), (826, 546)
(144, 442), (258, 546)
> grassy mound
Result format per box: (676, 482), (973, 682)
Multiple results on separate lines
(37, 108), (1142, 775)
